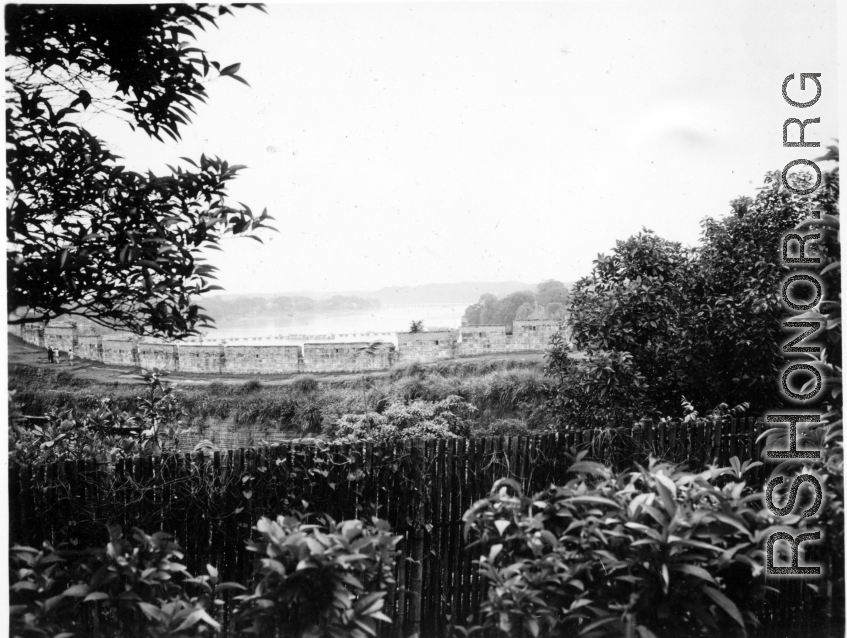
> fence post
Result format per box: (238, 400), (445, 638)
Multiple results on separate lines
(641, 418), (654, 455)
(407, 439), (426, 638)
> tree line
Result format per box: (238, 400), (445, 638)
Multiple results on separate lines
(462, 279), (570, 330)
(547, 154), (840, 424)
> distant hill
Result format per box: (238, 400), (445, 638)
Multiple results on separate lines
(204, 281), (538, 306)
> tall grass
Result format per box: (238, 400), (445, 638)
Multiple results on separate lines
(9, 358), (550, 435)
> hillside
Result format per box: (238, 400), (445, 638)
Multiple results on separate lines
(203, 281), (536, 306)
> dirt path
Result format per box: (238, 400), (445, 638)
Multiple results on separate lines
(7, 334), (549, 386)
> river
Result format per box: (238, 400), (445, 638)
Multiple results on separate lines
(202, 303), (472, 345)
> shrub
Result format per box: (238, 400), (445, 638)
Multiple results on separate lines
(9, 370), (185, 464)
(474, 368), (545, 417)
(9, 526), (233, 638)
(391, 376), (425, 402)
(208, 381), (227, 396)
(239, 379), (263, 394)
(333, 395), (477, 442)
(544, 341), (650, 429)
(234, 513), (401, 637)
(291, 375), (320, 394)
(10, 514), (400, 638)
(232, 394), (297, 428)
(419, 373), (462, 402)
(403, 361), (425, 378)
(294, 399), (324, 434)
(461, 455), (773, 638)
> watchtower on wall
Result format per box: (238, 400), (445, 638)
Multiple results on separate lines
(510, 319), (562, 350)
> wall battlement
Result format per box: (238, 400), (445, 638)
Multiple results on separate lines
(15, 318), (568, 374)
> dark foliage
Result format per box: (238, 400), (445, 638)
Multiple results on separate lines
(10, 515), (399, 638)
(461, 457), (774, 638)
(6, 3), (274, 338)
(549, 160), (839, 425)
(463, 280), (569, 330)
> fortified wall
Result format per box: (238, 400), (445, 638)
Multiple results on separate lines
(396, 330), (457, 363)
(14, 319), (567, 374)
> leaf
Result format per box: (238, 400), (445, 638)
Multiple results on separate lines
(43, 594), (65, 613)
(84, 592), (110, 602)
(63, 583), (90, 597)
(230, 74), (251, 87)
(821, 261), (840, 275)
(563, 496), (619, 508)
(489, 543), (503, 562)
(569, 460), (608, 475)
(636, 626), (660, 638)
(578, 615), (619, 635)
(175, 608), (222, 631)
(220, 62), (242, 76)
(625, 522), (663, 542)
(215, 582), (247, 592)
(137, 601), (164, 621)
(669, 563), (717, 584)
(703, 586), (745, 628)
(492, 477), (522, 495)
(653, 477), (677, 516)
(10, 581), (38, 591)
(709, 513), (752, 538)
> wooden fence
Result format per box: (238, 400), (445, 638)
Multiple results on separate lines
(8, 417), (838, 637)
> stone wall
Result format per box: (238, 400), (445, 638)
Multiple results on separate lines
(224, 345), (301, 374)
(138, 343), (179, 372)
(179, 344), (224, 374)
(76, 336), (102, 362)
(43, 322), (77, 353)
(22, 325), (44, 348)
(457, 325), (509, 356)
(302, 342), (394, 373)
(509, 319), (561, 350)
(397, 330), (457, 363)
(101, 338), (138, 367)
(19, 318), (569, 375)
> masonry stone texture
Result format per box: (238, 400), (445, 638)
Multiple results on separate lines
(397, 330), (457, 363)
(224, 345), (301, 374)
(138, 343), (180, 372)
(17, 318), (569, 374)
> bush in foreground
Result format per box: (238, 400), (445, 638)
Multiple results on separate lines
(460, 455), (775, 638)
(10, 514), (400, 638)
(234, 514), (400, 637)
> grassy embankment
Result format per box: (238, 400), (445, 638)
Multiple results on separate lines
(9, 358), (551, 440)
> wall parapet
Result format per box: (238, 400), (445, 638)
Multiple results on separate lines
(20, 318), (569, 375)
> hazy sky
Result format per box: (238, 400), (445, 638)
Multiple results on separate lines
(84, 0), (840, 294)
